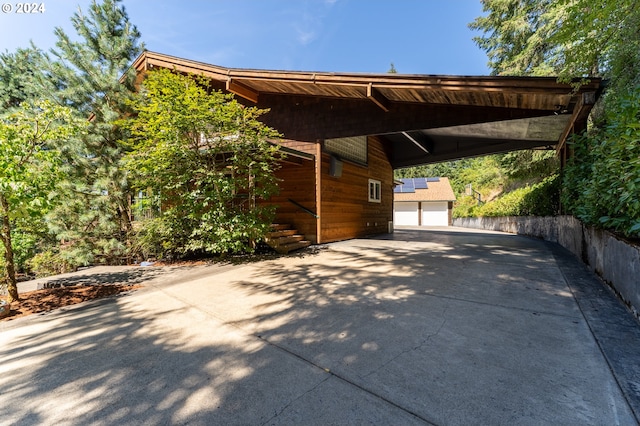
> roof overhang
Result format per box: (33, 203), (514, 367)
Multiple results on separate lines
(131, 51), (603, 168)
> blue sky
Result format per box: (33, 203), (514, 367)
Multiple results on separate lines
(0, 0), (490, 75)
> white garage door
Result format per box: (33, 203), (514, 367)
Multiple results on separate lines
(422, 202), (449, 226)
(394, 202), (419, 226)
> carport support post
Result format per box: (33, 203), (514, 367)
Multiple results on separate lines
(315, 141), (322, 244)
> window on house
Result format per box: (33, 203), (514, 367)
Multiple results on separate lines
(368, 179), (381, 203)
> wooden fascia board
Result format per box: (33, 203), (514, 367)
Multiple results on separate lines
(129, 52), (602, 113)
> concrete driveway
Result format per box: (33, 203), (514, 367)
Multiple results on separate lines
(1, 227), (639, 425)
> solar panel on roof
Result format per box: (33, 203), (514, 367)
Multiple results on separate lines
(395, 177), (443, 194)
(401, 178), (415, 189)
(394, 181), (415, 193)
(414, 178), (428, 189)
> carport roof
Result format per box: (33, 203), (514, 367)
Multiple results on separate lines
(131, 51), (603, 167)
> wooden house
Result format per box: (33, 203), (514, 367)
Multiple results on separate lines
(129, 51), (602, 250)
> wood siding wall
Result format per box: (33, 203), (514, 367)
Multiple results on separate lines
(320, 136), (393, 243)
(261, 157), (318, 243)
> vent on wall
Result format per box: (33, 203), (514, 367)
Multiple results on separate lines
(324, 136), (368, 165)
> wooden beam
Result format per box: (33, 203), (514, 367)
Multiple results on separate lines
(401, 131), (431, 155)
(226, 79), (259, 103)
(367, 83), (390, 112)
(556, 91), (596, 154)
(315, 142), (322, 244)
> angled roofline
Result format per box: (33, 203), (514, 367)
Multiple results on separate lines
(130, 50), (602, 105)
(127, 51), (604, 166)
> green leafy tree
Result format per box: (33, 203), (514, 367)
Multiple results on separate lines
(125, 69), (283, 258)
(499, 150), (558, 181)
(562, 89), (640, 237)
(0, 47), (58, 280)
(45, 0), (143, 265)
(0, 100), (86, 302)
(469, 0), (561, 76)
(470, 0), (640, 92)
(470, 0), (640, 235)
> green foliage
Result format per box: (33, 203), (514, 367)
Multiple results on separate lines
(469, 0), (561, 76)
(10, 231), (38, 273)
(27, 249), (76, 278)
(125, 69), (283, 257)
(471, 0), (640, 237)
(499, 150), (558, 180)
(562, 88), (640, 238)
(45, 0), (143, 264)
(456, 174), (560, 218)
(456, 156), (504, 195)
(130, 218), (171, 261)
(0, 100), (86, 299)
(469, 0), (638, 83)
(0, 46), (49, 111)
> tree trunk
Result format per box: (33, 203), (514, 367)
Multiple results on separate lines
(0, 193), (19, 303)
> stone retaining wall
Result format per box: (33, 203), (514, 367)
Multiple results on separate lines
(453, 215), (640, 319)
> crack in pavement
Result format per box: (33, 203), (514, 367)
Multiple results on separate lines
(261, 375), (332, 426)
(254, 334), (439, 426)
(362, 304), (449, 380)
(155, 284), (438, 424)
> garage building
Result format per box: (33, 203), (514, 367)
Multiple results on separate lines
(394, 177), (456, 227)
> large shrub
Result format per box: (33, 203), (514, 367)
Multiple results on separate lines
(125, 69), (283, 258)
(562, 88), (640, 238)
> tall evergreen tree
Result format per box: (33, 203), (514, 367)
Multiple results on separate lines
(470, 0), (640, 236)
(469, 0), (640, 89)
(0, 46), (50, 111)
(45, 0), (143, 265)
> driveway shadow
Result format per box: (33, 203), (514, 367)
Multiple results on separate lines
(1, 228), (637, 425)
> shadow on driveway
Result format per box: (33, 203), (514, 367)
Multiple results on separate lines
(1, 227), (638, 425)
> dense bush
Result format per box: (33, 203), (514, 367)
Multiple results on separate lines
(125, 70), (282, 258)
(562, 88), (640, 238)
(27, 249), (76, 278)
(455, 174), (560, 218)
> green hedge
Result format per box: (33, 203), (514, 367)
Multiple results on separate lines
(455, 174), (560, 218)
(562, 88), (640, 238)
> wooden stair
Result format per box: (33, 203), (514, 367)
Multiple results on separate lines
(265, 224), (311, 254)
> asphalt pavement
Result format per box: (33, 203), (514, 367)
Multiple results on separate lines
(1, 227), (639, 425)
